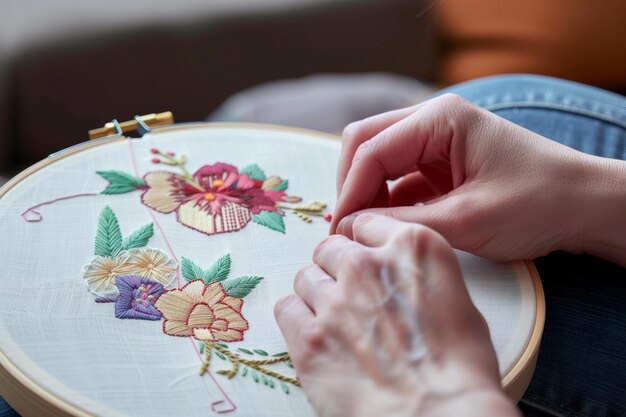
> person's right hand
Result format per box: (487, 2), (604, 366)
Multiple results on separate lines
(331, 94), (626, 264)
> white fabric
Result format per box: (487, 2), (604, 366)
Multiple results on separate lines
(0, 125), (536, 416)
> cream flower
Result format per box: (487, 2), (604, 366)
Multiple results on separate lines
(121, 248), (177, 289)
(82, 252), (130, 297)
(155, 280), (248, 342)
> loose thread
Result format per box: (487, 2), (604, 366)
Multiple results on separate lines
(21, 193), (100, 222)
(128, 138), (237, 414)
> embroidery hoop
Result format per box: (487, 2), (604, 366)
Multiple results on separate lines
(0, 122), (545, 416)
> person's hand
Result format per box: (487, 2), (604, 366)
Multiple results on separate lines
(275, 215), (518, 417)
(331, 94), (626, 264)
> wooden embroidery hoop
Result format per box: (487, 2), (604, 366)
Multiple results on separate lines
(0, 121), (545, 416)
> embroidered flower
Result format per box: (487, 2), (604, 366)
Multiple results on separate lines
(155, 280), (249, 342)
(82, 252), (131, 297)
(114, 275), (164, 320)
(121, 248), (177, 289)
(140, 163), (299, 235)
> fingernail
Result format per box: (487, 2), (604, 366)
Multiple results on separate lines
(336, 215), (357, 238)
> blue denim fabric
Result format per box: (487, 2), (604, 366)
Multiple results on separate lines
(441, 74), (626, 417)
(0, 398), (17, 417)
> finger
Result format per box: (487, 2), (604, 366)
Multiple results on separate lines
(331, 95), (475, 233)
(336, 192), (477, 250)
(347, 213), (416, 248)
(312, 234), (368, 279)
(293, 264), (336, 313)
(274, 294), (316, 354)
(338, 103), (425, 196)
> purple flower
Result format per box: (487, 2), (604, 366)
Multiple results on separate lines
(114, 275), (164, 320)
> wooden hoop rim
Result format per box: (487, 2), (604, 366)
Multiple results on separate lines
(0, 122), (545, 415)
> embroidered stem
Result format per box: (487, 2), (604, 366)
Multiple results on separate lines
(276, 200), (329, 224)
(151, 149), (205, 192)
(205, 343), (301, 387)
(22, 193), (99, 222)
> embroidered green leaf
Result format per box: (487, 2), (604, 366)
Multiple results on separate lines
(281, 381), (290, 394)
(214, 350), (226, 360)
(242, 367), (248, 377)
(181, 257), (205, 282)
(261, 374), (269, 385)
(272, 179), (288, 191)
(240, 163), (267, 181)
(199, 343), (205, 354)
(96, 170), (145, 194)
(238, 348), (254, 355)
(122, 223), (154, 250)
(252, 211), (285, 234)
(251, 370), (260, 383)
(203, 254), (231, 283)
(216, 342), (228, 349)
(267, 377), (275, 388)
(272, 352), (288, 357)
(222, 276), (263, 298)
(94, 206), (124, 257)
(253, 349), (268, 356)
(285, 361), (294, 368)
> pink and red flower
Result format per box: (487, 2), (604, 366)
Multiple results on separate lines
(140, 163), (300, 235)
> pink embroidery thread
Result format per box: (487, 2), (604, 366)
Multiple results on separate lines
(127, 138), (237, 413)
(21, 193), (99, 222)
(126, 139), (181, 288)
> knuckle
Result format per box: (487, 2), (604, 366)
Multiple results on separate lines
(342, 121), (364, 144)
(430, 93), (478, 127)
(274, 294), (296, 318)
(313, 234), (344, 261)
(351, 212), (376, 233)
(434, 93), (470, 110)
(301, 321), (326, 351)
(293, 265), (309, 291)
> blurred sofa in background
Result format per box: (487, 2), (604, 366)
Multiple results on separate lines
(0, 0), (436, 174)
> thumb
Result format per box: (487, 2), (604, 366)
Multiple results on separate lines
(336, 193), (478, 250)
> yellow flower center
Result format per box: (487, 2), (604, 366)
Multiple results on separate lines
(204, 193), (216, 201)
(212, 179), (224, 187)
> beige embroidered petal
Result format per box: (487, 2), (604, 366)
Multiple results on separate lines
(121, 248), (177, 288)
(203, 282), (226, 306)
(141, 172), (187, 213)
(187, 303), (214, 328)
(211, 318), (229, 331)
(82, 253), (130, 297)
(155, 289), (194, 323)
(176, 200), (251, 235)
(213, 304), (249, 332)
(163, 318), (193, 337)
(210, 328), (244, 342)
(192, 328), (216, 342)
(221, 295), (243, 312)
(182, 280), (206, 301)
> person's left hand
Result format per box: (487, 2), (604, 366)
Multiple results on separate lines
(274, 214), (519, 417)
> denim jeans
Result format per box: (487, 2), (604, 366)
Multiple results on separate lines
(440, 74), (626, 417)
(1, 75), (624, 416)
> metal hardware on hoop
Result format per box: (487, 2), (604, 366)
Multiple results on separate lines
(88, 111), (174, 139)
